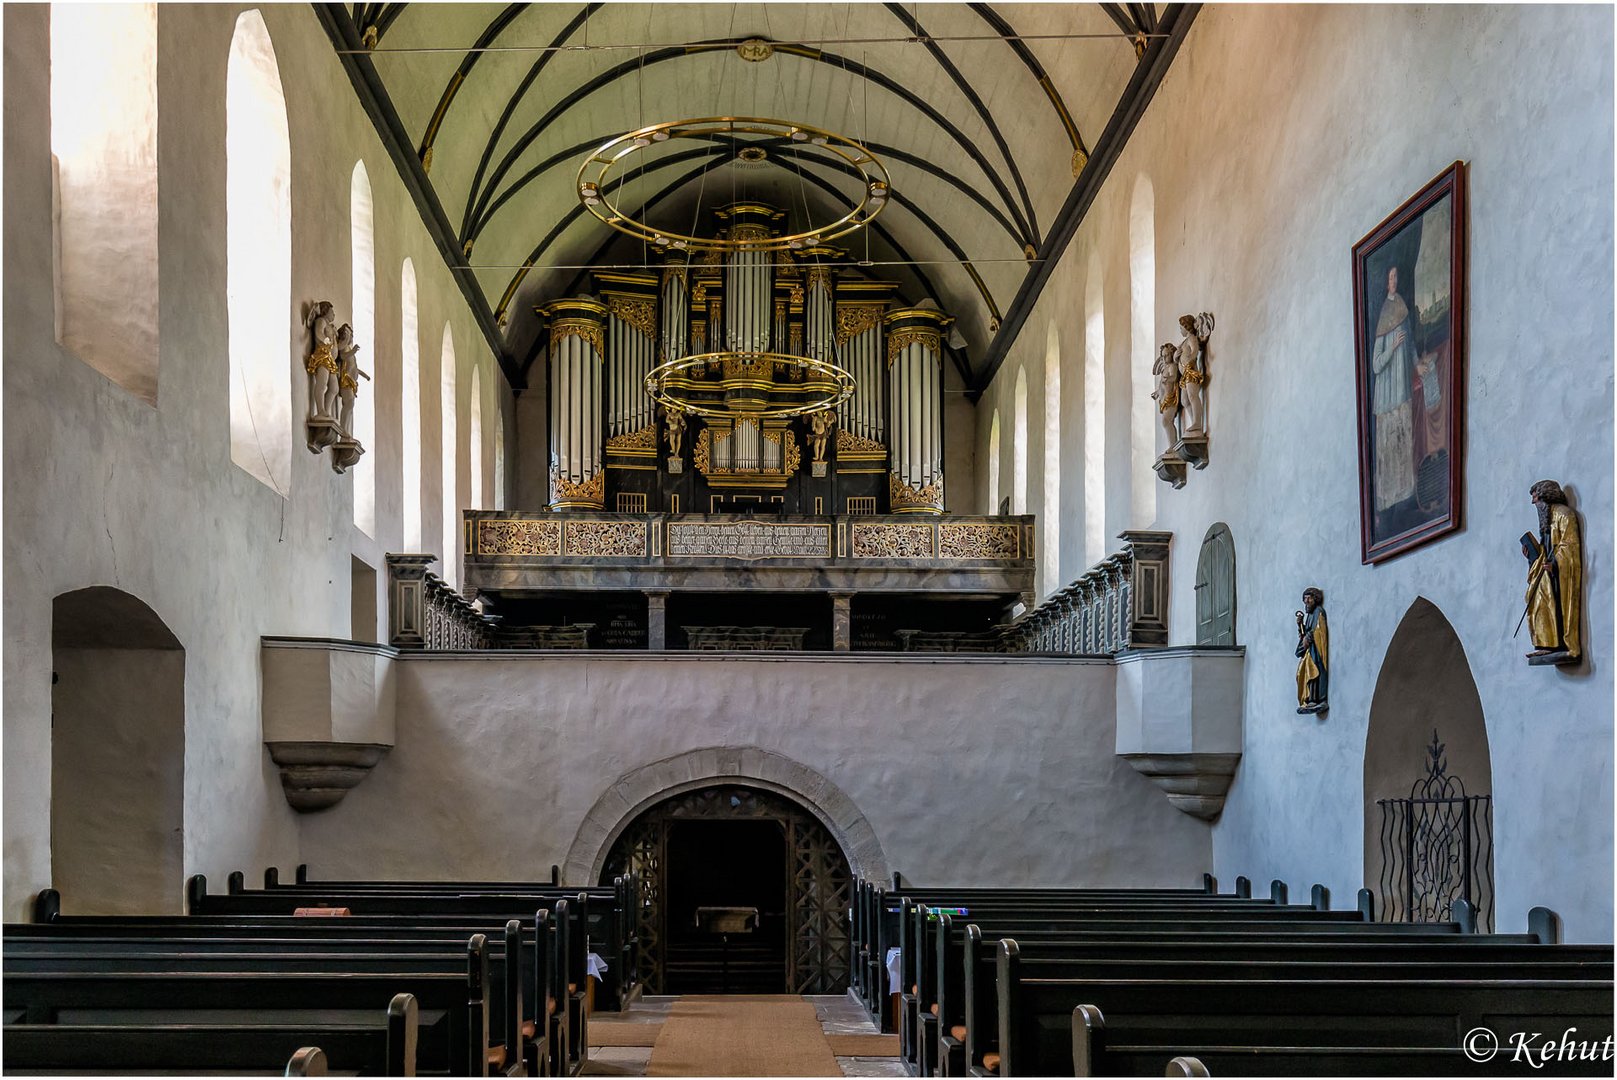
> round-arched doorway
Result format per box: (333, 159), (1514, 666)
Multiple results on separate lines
(601, 784), (852, 995)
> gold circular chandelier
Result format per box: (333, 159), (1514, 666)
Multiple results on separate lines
(578, 117), (890, 252)
(644, 352), (854, 421)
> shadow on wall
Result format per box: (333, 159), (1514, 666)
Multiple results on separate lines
(1362, 597), (1493, 929)
(51, 586), (186, 915)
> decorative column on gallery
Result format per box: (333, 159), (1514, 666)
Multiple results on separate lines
(541, 296), (608, 510)
(884, 306), (952, 514)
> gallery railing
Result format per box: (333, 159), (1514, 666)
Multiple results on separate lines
(1375, 730), (1495, 932)
(999, 530), (1172, 655)
(385, 554), (499, 650)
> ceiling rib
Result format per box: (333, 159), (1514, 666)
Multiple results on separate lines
(314, 3), (524, 389)
(417, 4), (529, 169)
(967, 4), (1087, 157)
(972, 2), (1198, 396)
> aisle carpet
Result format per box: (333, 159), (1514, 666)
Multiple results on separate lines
(824, 1034), (900, 1057)
(588, 1021), (664, 1047)
(647, 996), (841, 1076)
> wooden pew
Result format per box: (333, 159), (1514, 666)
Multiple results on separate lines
(1, 991), (418, 1076)
(995, 942), (1616, 1077)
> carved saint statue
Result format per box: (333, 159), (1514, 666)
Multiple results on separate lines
(663, 408), (687, 457)
(1176, 312), (1215, 436)
(1295, 587), (1328, 714)
(335, 323), (367, 439)
(1521, 479), (1582, 665)
(807, 410), (835, 464)
(305, 301), (338, 422)
(1151, 342), (1181, 449)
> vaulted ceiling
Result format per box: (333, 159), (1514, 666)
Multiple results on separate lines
(317, 3), (1196, 392)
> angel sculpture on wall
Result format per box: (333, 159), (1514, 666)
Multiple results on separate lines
(1151, 342), (1181, 450)
(808, 410), (835, 464)
(664, 408), (687, 457)
(304, 301), (341, 453)
(1176, 312), (1216, 436)
(330, 323), (369, 473)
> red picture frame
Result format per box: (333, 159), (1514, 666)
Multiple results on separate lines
(1352, 161), (1467, 565)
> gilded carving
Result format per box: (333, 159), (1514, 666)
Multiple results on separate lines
(938, 523), (1020, 560)
(477, 518), (562, 556)
(760, 429), (802, 478)
(886, 326), (941, 365)
(693, 428), (712, 476)
(607, 424), (657, 450)
(789, 283), (805, 306)
(836, 304), (885, 346)
(836, 429), (885, 455)
(608, 295), (659, 340)
(551, 318), (604, 358)
(550, 467), (605, 506)
(851, 523), (934, 559)
(663, 263), (688, 288)
(890, 472), (944, 512)
(564, 520), (648, 558)
(806, 266), (834, 295)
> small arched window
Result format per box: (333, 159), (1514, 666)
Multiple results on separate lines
(226, 10), (292, 494)
(1043, 322), (1062, 593)
(1012, 368), (1029, 515)
(51, 3), (159, 403)
(351, 161), (376, 534)
(986, 409), (1001, 515)
(400, 259), (421, 549)
(469, 366), (484, 510)
(1129, 173), (1156, 528)
(494, 395), (507, 511)
(1083, 249), (1106, 566)
(440, 324), (458, 587)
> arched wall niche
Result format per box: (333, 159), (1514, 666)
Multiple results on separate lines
(51, 587), (185, 915)
(1012, 368), (1029, 514)
(565, 746), (889, 885)
(1363, 597), (1494, 928)
(986, 409), (1001, 515)
(1195, 522), (1237, 645)
(1128, 173), (1156, 528)
(1042, 322), (1062, 593)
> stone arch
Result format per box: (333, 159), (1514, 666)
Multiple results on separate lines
(1364, 597), (1494, 927)
(565, 746), (888, 884)
(51, 586), (185, 914)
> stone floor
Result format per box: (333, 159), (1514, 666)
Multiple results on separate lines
(582, 992), (904, 1077)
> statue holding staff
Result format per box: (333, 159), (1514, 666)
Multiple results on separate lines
(1295, 587), (1329, 715)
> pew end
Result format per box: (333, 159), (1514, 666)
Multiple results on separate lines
(1268, 879), (1287, 905)
(1356, 887), (1375, 921)
(285, 1046), (327, 1076)
(1070, 1003), (1104, 1077)
(32, 888), (60, 923)
(1234, 876), (1251, 899)
(265, 866), (280, 887)
(296, 863), (309, 884)
(1530, 905), (1563, 944)
(228, 870), (246, 894)
(1450, 897), (1477, 934)
(388, 991), (419, 1078)
(1201, 873), (1216, 894)
(1310, 883), (1330, 911)
(1165, 1055), (1210, 1077)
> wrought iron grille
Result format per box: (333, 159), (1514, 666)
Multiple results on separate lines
(601, 785), (852, 993)
(1376, 729), (1494, 931)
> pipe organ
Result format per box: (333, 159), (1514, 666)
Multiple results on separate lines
(537, 201), (953, 515)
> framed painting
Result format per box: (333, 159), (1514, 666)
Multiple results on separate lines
(1353, 161), (1467, 564)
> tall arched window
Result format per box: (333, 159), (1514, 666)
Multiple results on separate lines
(1043, 322), (1062, 593)
(1083, 250), (1106, 566)
(494, 398), (507, 511)
(1129, 174), (1157, 528)
(351, 161), (376, 534)
(401, 259), (421, 549)
(469, 366), (484, 509)
(440, 324), (458, 587)
(1012, 368), (1029, 515)
(51, 3), (159, 403)
(226, 9), (292, 494)
(986, 409), (1001, 514)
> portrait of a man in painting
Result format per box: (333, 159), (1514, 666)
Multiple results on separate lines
(1354, 162), (1466, 564)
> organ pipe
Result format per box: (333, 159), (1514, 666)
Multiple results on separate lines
(538, 297), (608, 509)
(885, 307), (952, 514)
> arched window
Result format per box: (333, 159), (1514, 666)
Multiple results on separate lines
(986, 409), (1001, 514)
(226, 9), (292, 494)
(494, 397), (507, 511)
(1043, 322), (1062, 593)
(469, 366), (484, 510)
(440, 324), (458, 587)
(351, 161), (376, 534)
(400, 259), (421, 550)
(1129, 174), (1156, 528)
(1012, 368), (1029, 515)
(51, 3), (158, 403)
(1083, 250), (1106, 565)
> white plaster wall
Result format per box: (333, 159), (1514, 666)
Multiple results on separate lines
(977, 5), (1614, 939)
(3, 5), (506, 919)
(299, 654), (1211, 888)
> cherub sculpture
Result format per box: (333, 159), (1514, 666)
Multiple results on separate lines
(1151, 342), (1181, 450)
(1176, 312), (1215, 436)
(664, 408), (687, 457)
(335, 323), (367, 439)
(304, 301), (341, 452)
(808, 410), (835, 464)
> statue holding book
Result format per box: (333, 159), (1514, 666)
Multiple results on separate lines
(1519, 479), (1582, 665)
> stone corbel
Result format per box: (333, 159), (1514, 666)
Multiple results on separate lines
(261, 637), (397, 813)
(1115, 645), (1244, 820)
